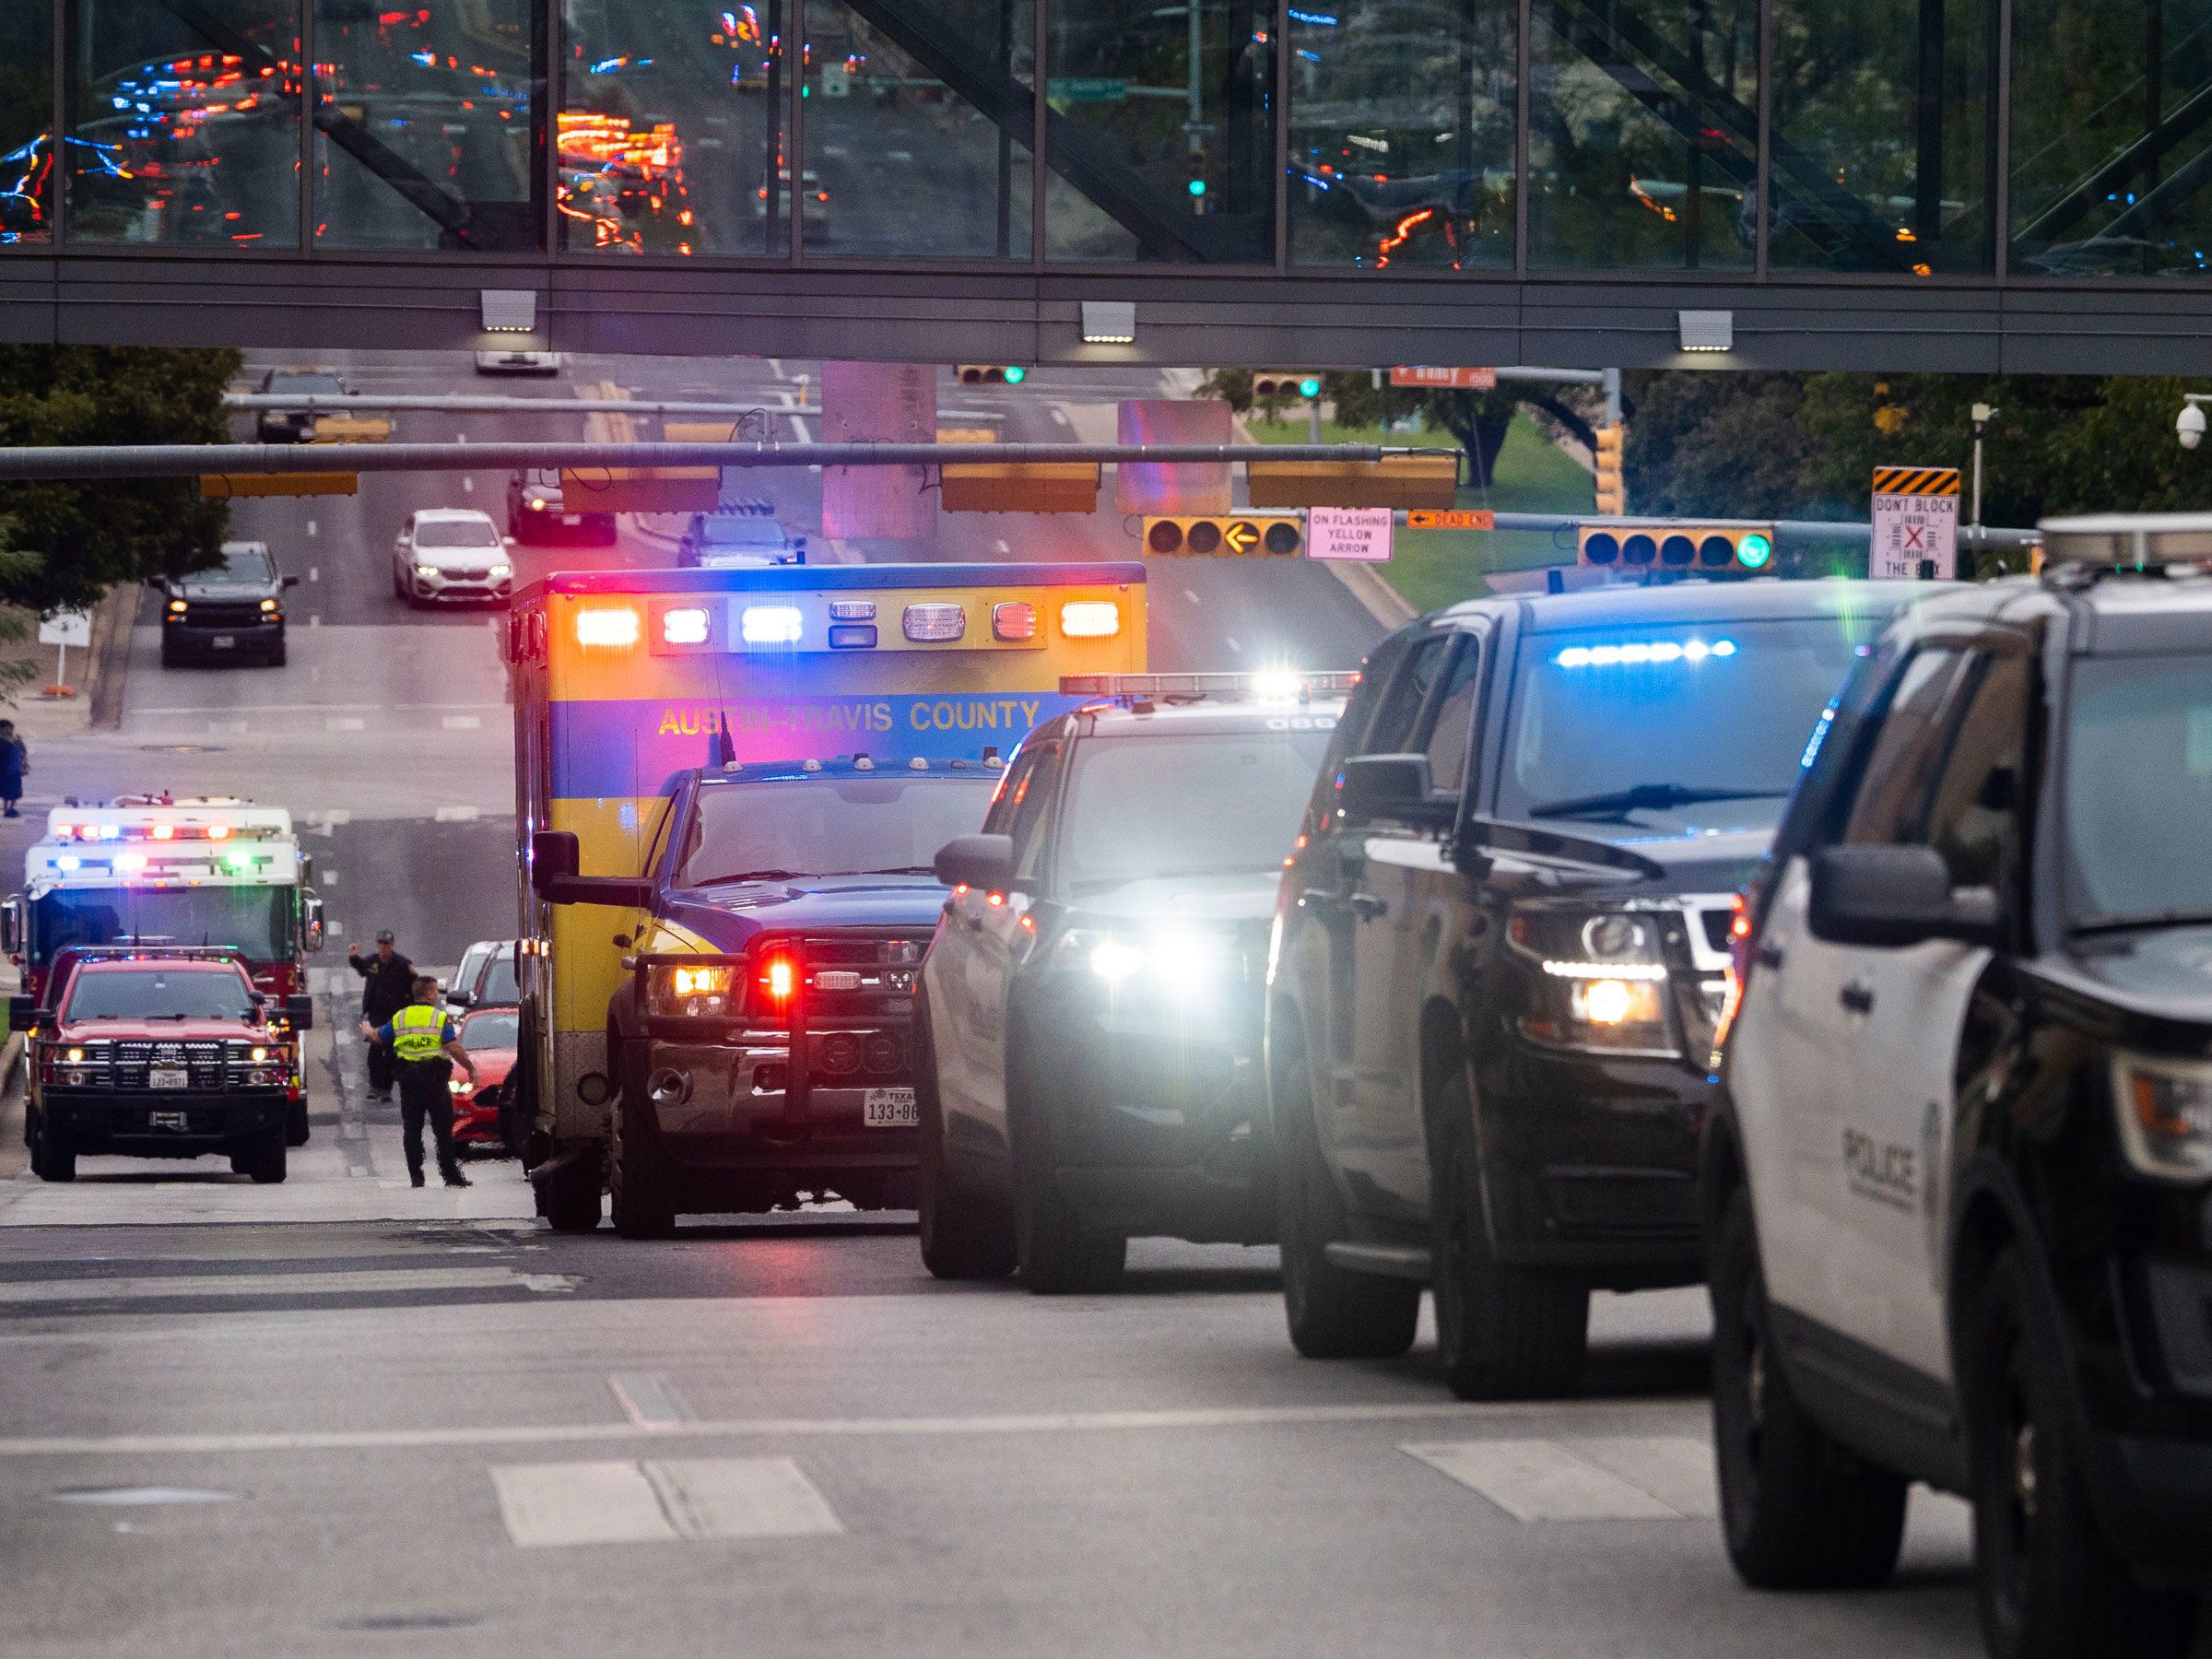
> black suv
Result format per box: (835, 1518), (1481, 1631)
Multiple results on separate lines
(507, 468), (617, 545)
(919, 672), (1347, 1290)
(156, 540), (297, 667)
(253, 367), (347, 442)
(1268, 578), (1929, 1399)
(1707, 517), (2212, 1656)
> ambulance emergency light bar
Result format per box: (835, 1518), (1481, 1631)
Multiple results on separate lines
(587, 594), (1127, 654)
(33, 842), (294, 881)
(47, 802), (290, 843)
(1061, 670), (1359, 701)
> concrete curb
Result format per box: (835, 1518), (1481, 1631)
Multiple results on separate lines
(85, 582), (140, 733)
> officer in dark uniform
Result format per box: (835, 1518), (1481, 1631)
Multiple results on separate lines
(348, 930), (414, 1101)
(361, 974), (481, 1188)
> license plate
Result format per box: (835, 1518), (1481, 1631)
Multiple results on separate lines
(148, 1111), (188, 1130)
(863, 1088), (917, 1128)
(149, 1067), (189, 1089)
(211, 635), (236, 650)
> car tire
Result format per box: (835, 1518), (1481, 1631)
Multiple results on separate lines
(230, 1149), (253, 1175)
(287, 1098), (311, 1147)
(268, 634), (287, 668)
(245, 1129), (287, 1184)
(539, 1154), (603, 1233)
(607, 1040), (677, 1240)
(1430, 1082), (1588, 1400)
(914, 993), (1016, 1280)
(1710, 1182), (1908, 1589)
(392, 565), (406, 599)
(1967, 1246), (2197, 1659)
(1008, 1030), (1124, 1294)
(159, 638), (181, 669)
(31, 1114), (76, 1182)
(1275, 1026), (1419, 1359)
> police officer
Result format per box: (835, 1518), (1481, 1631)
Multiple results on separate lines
(348, 931), (414, 1101)
(360, 974), (481, 1189)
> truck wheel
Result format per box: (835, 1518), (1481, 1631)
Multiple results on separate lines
(229, 1149), (253, 1175)
(1008, 1037), (1123, 1294)
(287, 1099), (311, 1147)
(245, 1129), (287, 1184)
(1430, 1088), (1588, 1400)
(1275, 1027), (1418, 1359)
(31, 1115), (76, 1182)
(1967, 1246), (2196, 1659)
(1710, 1182), (1906, 1589)
(914, 994), (1015, 1279)
(607, 1050), (677, 1240)
(268, 635), (288, 668)
(159, 638), (181, 669)
(539, 1155), (603, 1233)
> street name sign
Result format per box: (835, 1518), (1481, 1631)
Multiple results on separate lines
(1871, 465), (1960, 579)
(1407, 509), (1496, 529)
(1390, 366), (1498, 391)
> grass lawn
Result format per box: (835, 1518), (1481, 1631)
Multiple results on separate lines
(1249, 413), (1594, 614)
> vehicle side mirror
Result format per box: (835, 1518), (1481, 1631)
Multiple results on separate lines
(281, 575), (300, 589)
(1808, 845), (1999, 948)
(0, 894), (22, 956)
(7, 994), (40, 1032)
(502, 535), (518, 548)
(531, 830), (654, 908)
(302, 892), (325, 953)
(284, 993), (314, 1030)
(935, 834), (1016, 892)
(449, 988), (475, 1008)
(1335, 753), (1450, 828)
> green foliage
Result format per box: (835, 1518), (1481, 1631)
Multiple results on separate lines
(0, 346), (242, 613)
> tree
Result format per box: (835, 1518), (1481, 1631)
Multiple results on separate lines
(0, 346), (242, 615)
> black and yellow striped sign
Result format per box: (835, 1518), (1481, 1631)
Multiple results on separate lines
(1872, 465), (1960, 497)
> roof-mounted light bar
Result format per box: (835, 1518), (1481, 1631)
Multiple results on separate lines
(2038, 512), (2212, 568)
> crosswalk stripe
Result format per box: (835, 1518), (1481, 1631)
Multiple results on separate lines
(0, 1266), (575, 1305)
(1566, 1435), (1718, 1520)
(1401, 1438), (1696, 1521)
(610, 1372), (695, 1429)
(492, 1458), (843, 1547)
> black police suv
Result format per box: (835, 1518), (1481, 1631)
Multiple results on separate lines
(156, 540), (297, 667)
(917, 673), (1347, 1291)
(1268, 577), (1932, 1399)
(565, 758), (1000, 1236)
(1707, 517), (2212, 1657)
(253, 367), (347, 442)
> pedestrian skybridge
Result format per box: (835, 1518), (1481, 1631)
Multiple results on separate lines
(2, 0), (2207, 371)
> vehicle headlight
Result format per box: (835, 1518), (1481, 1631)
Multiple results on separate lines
(1508, 906), (1677, 1054)
(416, 562), (441, 578)
(646, 961), (738, 1018)
(449, 1077), (473, 1094)
(490, 563), (512, 578)
(1049, 928), (1235, 994)
(2111, 1053), (2212, 1182)
(259, 598), (278, 613)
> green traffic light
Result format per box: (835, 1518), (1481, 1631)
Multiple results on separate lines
(1004, 365), (1027, 384)
(1298, 376), (1322, 398)
(1736, 532), (1775, 570)
(1188, 179), (1206, 197)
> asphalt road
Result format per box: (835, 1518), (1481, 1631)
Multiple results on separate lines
(0, 352), (2010, 1658)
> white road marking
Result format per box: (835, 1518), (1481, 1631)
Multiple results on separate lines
(994, 538), (1009, 553)
(49, 1487), (239, 1507)
(1565, 1436), (1719, 1520)
(441, 714), (482, 730)
(435, 806), (481, 823)
(768, 359), (784, 379)
(461, 477), (474, 494)
(1183, 587), (1201, 604)
(326, 920), (346, 937)
(788, 415), (811, 443)
(319, 871), (337, 888)
(1401, 1438), (1699, 1522)
(0, 1266), (575, 1307)
(309, 616), (322, 629)
(306, 520), (318, 538)
(308, 566), (319, 582)
(1223, 636), (1242, 653)
(0, 1398), (1642, 1461)
(325, 716), (365, 732)
(493, 1457), (841, 1548)
(609, 1372), (696, 1430)
(1051, 407), (1071, 425)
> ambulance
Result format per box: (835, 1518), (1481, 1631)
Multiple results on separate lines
(509, 561), (1146, 1235)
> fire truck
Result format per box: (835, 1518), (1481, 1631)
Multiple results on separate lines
(2, 796), (324, 1144)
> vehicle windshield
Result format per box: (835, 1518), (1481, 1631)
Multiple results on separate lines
(1056, 729), (1334, 890)
(1497, 617), (1876, 830)
(2064, 653), (2212, 928)
(31, 887), (291, 965)
(268, 371), (343, 397)
(65, 968), (256, 1022)
(201, 547), (274, 585)
(415, 518), (502, 550)
(475, 952), (521, 1006)
(460, 1010), (520, 1051)
(672, 777), (996, 885)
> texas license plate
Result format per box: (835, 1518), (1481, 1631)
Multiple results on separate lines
(863, 1088), (917, 1128)
(149, 1067), (189, 1089)
(211, 635), (235, 649)
(148, 1111), (188, 1130)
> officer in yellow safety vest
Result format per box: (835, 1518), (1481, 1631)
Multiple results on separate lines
(360, 974), (481, 1188)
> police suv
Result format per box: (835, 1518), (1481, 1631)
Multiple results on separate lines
(1708, 515), (2212, 1657)
(1269, 578), (1930, 1399)
(918, 671), (1346, 1290)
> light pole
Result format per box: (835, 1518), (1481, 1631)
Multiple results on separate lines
(1970, 402), (1996, 526)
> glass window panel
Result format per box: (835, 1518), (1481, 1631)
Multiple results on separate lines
(66, 1), (302, 248)
(799, 0), (1035, 259)
(2010, 0), (2212, 277)
(1528, 0), (1757, 270)
(1771, 0), (1996, 273)
(560, 0), (791, 255)
(315, 1), (540, 251)
(1045, 0), (1276, 262)
(1288, 0), (1516, 270)
(1, 6), (53, 247)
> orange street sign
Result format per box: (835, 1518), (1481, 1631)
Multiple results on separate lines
(1390, 366), (1498, 391)
(1407, 509), (1496, 530)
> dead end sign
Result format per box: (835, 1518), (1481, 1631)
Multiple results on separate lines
(1871, 465), (1960, 579)
(1308, 506), (1394, 562)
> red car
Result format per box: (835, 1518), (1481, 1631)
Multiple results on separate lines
(9, 947), (313, 1183)
(451, 1006), (520, 1153)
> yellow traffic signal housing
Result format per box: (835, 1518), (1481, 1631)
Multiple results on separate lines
(559, 466), (720, 514)
(200, 472), (359, 500)
(1577, 522), (1777, 573)
(1143, 513), (1304, 558)
(1593, 423), (1627, 516)
(1246, 453), (1456, 510)
(1253, 371), (1322, 400)
(941, 461), (1101, 514)
(305, 413), (392, 444)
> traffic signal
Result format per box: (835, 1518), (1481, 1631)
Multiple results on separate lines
(1577, 523), (1777, 572)
(1143, 513), (1304, 558)
(955, 365), (1026, 384)
(1594, 423), (1626, 516)
(1253, 372), (1323, 400)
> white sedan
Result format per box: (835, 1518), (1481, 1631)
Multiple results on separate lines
(474, 349), (563, 375)
(392, 509), (515, 606)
